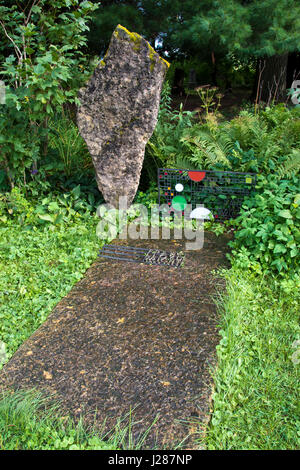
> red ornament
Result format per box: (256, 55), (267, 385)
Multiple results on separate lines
(188, 171), (206, 182)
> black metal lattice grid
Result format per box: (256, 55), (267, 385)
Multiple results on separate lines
(98, 244), (185, 268)
(157, 168), (257, 220)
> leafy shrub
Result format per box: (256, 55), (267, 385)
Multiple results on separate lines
(261, 103), (300, 129)
(0, 187), (37, 225)
(0, 1), (98, 188)
(230, 175), (300, 274)
(180, 124), (233, 169)
(224, 106), (300, 173)
(0, 88), (40, 190)
(0, 185), (101, 228)
(134, 182), (158, 209)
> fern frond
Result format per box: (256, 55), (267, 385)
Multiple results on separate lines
(180, 127), (233, 167)
(175, 156), (199, 170)
(277, 149), (300, 178)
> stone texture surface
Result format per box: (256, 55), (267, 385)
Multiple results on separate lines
(77, 24), (170, 207)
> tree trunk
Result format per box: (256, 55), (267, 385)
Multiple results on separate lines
(211, 51), (217, 86)
(256, 54), (288, 104)
(250, 58), (259, 101)
(287, 52), (300, 89)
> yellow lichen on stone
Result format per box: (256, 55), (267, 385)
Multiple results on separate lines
(115, 24), (142, 52)
(114, 24), (170, 69)
(148, 43), (156, 72)
(147, 41), (170, 71)
(161, 57), (170, 68)
(116, 24), (141, 43)
(100, 49), (109, 67)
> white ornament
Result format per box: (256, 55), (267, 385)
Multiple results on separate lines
(175, 183), (184, 192)
(189, 207), (212, 220)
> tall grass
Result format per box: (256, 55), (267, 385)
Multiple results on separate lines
(0, 389), (158, 450)
(206, 267), (300, 450)
(48, 114), (93, 176)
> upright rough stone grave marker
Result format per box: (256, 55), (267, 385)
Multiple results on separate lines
(77, 24), (170, 208)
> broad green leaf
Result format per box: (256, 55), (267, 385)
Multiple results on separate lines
(273, 244), (287, 254)
(48, 202), (60, 212)
(278, 210), (293, 219)
(38, 214), (54, 222)
(72, 185), (81, 199)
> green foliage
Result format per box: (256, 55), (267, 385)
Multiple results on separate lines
(89, 0), (300, 61)
(172, 104), (300, 175)
(168, 0), (251, 58)
(207, 267), (300, 450)
(0, 185), (98, 227)
(222, 106), (300, 173)
(230, 176), (300, 274)
(134, 183), (158, 209)
(0, 87), (40, 189)
(241, 0), (300, 57)
(167, 0), (300, 59)
(180, 125), (233, 169)
(277, 149), (300, 179)
(0, 187), (37, 225)
(0, 0), (99, 187)
(151, 103), (300, 275)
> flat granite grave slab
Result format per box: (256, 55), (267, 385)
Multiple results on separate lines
(0, 231), (231, 449)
